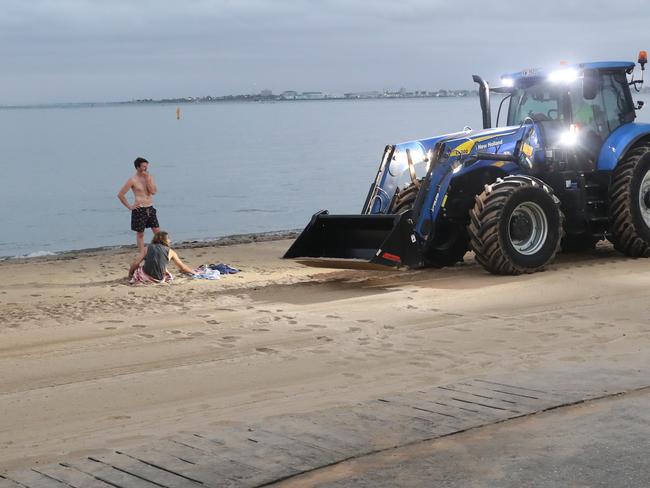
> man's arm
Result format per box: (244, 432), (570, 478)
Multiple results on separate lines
(145, 174), (157, 196)
(169, 250), (194, 274)
(117, 179), (135, 210)
(128, 248), (147, 278)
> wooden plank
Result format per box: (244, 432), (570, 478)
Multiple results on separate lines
(0, 475), (25, 488)
(452, 380), (554, 410)
(396, 390), (504, 423)
(319, 406), (440, 448)
(1, 469), (69, 488)
(117, 447), (237, 488)
(67, 457), (161, 488)
(359, 399), (462, 435)
(133, 441), (260, 486)
(89, 452), (204, 488)
(170, 434), (303, 481)
(33, 464), (114, 488)
(227, 428), (341, 470)
(257, 414), (366, 459)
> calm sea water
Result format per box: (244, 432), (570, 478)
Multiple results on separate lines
(2, 95), (649, 258)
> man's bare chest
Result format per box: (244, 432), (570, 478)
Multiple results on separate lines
(132, 177), (148, 194)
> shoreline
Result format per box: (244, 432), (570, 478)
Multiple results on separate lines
(0, 228), (300, 263)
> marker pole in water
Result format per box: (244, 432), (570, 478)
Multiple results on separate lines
(176, 107), (181, 120)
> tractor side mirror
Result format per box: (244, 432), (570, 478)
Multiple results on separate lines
(583, 69), (600, 100)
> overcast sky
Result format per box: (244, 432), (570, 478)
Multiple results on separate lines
(1, 0), (648, 104)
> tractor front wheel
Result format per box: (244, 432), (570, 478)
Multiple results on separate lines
(469, 176), (564, 275)
(608, 144), (650, 257)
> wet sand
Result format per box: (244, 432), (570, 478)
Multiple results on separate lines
(0, 239), (649, 470)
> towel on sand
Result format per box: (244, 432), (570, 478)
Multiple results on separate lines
(192, 266), (220, 280)
(130, 266), (173, 285)
(191, 263), (240, 280)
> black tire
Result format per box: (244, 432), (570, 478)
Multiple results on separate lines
(391, 181), (469, 267)
(427, 220), (470, 268)
(608, 144), (650, 257)
(561, 233), (600, 253)
(469, 175), (564, 275)
(390, 183), (420, 214)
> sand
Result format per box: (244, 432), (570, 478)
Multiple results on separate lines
(0, 238), (649, 471)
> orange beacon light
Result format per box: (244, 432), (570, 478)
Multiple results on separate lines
(638, 50), (647, 69)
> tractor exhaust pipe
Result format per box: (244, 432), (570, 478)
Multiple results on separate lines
(473, 75), (491, 129)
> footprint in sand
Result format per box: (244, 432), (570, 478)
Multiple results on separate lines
(255, 347), (277, 353)
(138, 333), (154, 338)
(356, 319), (373, 323)
(326, 314), (341, 319)
(316, 336), (333, 342)
(168, 330), (182, 335)
(383, 325), (395, 330)
(347, 327), (361, 333)
(99, 320), (125, 324)
(104, 326), (117, 330)
(253, 328), (270, 332)
(273, 316), (282, 322)
(306, 324), (327, 329)
(131, 324), (147, 328)
(205, 319), (220, 325)
(188, 331), (205, 337)
(197, 314), (211, 318)
(288, 320), (298, 325)
(220, 336), (240, 342)
(294, 328), (312, 333)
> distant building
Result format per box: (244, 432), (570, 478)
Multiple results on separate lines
(300, 91), (324, 99)
(260, 89), (273, 97)
(280, 90), (298, 100)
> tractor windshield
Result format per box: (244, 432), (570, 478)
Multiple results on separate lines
(507, 82), (569, 126)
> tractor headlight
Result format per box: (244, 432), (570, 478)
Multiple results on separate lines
(559, 124), (580, 146)
(548, 68), (578, 83)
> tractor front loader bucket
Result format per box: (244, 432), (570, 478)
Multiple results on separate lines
(284, 210), (425, 269)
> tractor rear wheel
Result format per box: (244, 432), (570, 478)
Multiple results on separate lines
(469, 175), (564, 275)
(390, 181), (469, 267)
(608, 144), (650, 257)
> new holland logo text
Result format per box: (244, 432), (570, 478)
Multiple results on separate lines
(476, 139), (503, 151)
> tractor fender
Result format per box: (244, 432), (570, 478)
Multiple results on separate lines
(597, 123), (650, 171)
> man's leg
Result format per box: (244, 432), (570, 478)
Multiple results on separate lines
(136, 231), (145, 253)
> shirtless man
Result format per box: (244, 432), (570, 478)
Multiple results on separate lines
(117, 157), (160, 253)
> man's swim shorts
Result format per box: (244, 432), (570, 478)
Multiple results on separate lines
(131, 206), (160, 232)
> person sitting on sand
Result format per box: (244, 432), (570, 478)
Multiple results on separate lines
(128, 231), (195, 284)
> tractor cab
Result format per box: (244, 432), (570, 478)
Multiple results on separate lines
(483, 62), (642, 170)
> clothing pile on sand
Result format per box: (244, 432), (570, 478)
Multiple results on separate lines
(191, 263), (241, 280)
(130, 263), (240, 284)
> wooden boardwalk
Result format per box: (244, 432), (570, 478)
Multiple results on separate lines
(2, 365), (647, 488)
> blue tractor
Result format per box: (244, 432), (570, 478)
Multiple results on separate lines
(285, 53), (650, 275)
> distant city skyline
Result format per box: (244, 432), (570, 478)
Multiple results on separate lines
(0, 0), (648, 104)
